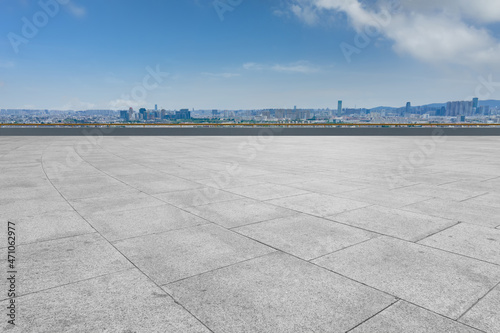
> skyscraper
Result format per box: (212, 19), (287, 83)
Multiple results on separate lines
(446, 101), (473, 116)
(472, 97), (479, 114)
(139, 108), (147, 120)
(406, 102), (411, 114)
(337, 101), (342, 116)
(176, 109), (191, 120)
(472, 98), (479, 108)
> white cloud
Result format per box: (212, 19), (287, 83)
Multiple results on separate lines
(243, 62), (265, 70)
(286, 0), (500, 68)
(396, 0), (500, 24)
(108, 99), (141, 110)
(61, 98), (95, 110)
(66, 1), (86, 18)
(290, 3), (319, 25)
(201, 72), (240, 78)
(244, 61), (319, 73)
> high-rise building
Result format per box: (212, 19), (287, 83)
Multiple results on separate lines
(406, 102), (411, 114)
(275, 109), (285, 120)
(472, 97), (479, 114)
(139, 108), (147, 120)
(155, 104), (158, 111)
(120, 110), (130, 121)
(176, 109), (191, 120)
(446, 101), (473, 116)
(337, 101), (342, 116)
(472, 98), (479, 108)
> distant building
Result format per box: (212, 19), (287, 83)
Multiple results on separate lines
(120, 110), (130, 121)
(139, 108), (147, 120)
(176, 109), (191, 120)
(472, 97), (479, 114)
(406, 102), (411, 114)
(212, 110), (218, 118)
(155, 104), (158, 111)
(297, 110), (310, 120)
(275, 109), (285, 120)
(337, 101), (343, 116)
(446, 101), (473, 116)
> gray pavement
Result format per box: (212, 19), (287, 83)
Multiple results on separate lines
(1, 136), (499, 332)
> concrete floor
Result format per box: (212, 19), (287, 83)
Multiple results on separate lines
(1, 136), (500, 332)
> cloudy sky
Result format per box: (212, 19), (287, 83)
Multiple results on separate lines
(1, 0), (500, 110)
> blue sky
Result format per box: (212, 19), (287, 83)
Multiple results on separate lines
(1, 0), (500, 110)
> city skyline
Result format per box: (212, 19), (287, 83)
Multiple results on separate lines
(1, 1), (500, 110)
(3, 97), (500, 113)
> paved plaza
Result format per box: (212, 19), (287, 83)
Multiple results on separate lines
(1, 135), (500, 332)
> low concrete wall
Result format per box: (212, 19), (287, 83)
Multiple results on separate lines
(1, 127), (500, 136)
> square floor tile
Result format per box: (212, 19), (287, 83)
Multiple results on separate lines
(393, 184), (487, 202)
(328, 205), (456, 241)
(460, 285), (500, 333)
(69, 192), (165, 216)
(313, 237), (500, 319)
(234, 214), (377, 260)
(154, 188), (244, 208)
(0, 233), (131, 297)
(167, 252), (395, 333)
(114, 224), (275, 284)
(225, 183), (309, 201)
(418, 223), (500, 265)
(335, 188), (431, 208)
(268, 193), (371, 217)
(131, 177), (204, 194)
(288, 179), (367, 196)
(403, 198), (500, 228)
(0, 210), (95, 247)
(351, 301), (481, 333)
(464, 192), (500, 208)
(1, 269), (211, 333)
(86, 204), (209, 241)
(184, 198), (298, 228)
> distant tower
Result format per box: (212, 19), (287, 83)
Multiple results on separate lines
(472, 97), (479, 114)
(155, 104), (158, 111)
(406, 102), (411, 114)
(337, 100), (342, 116)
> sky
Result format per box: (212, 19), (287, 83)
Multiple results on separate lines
(1, 0), (500, 110)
